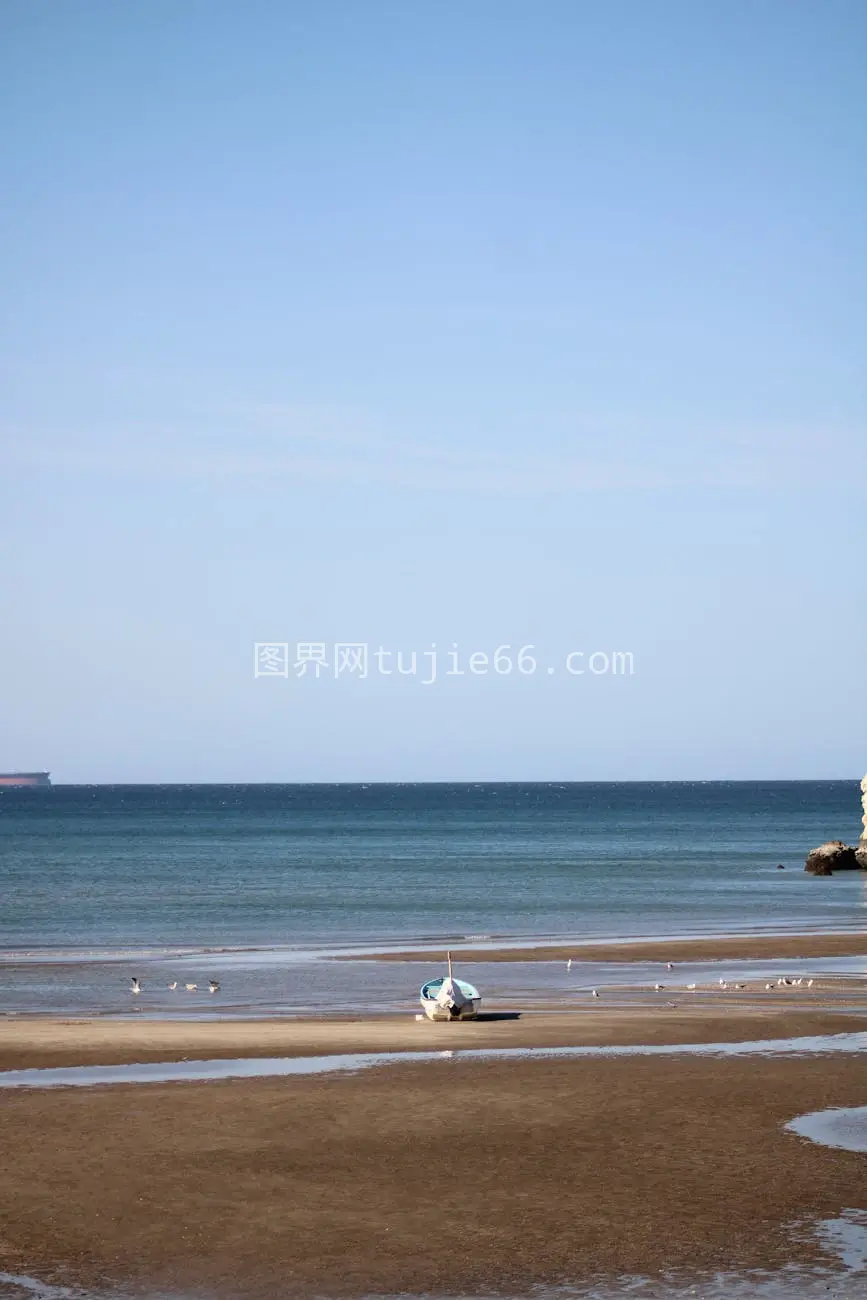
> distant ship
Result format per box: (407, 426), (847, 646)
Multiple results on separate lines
(0, 772), (52, 788)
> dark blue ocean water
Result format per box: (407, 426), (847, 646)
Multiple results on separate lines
(1, 782), (863, 955)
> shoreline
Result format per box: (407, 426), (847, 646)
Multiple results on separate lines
(2, 927), (866, 1035)
(350, 931), (867, 963)
(3, 927), (867, 968)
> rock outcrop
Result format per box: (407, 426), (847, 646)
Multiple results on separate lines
(803, 779), (867, 874)
(804, 840), (859, 874)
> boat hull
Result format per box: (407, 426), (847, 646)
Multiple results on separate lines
(420, 997), (481, 1022)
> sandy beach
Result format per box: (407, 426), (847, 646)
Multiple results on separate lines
(1, 931), (865, 1297)
(0, 1031), (864, 1298)
(0, 986), (866, 1298)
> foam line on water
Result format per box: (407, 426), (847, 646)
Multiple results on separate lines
(0, 1031), (864, 1089)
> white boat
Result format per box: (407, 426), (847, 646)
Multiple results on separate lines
(419, 952), (481, 1021)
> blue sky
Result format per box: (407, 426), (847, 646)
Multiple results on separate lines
(1, 0), (865, 781)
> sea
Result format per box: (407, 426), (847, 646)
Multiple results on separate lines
(1, 781), (864, 1017)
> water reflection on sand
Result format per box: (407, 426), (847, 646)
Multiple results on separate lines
(787, 1105), (867, 1153)
(0, 1030), (865, 1089)
(1, 949), (865, 1019)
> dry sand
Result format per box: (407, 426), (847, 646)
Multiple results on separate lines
(0, 1003), (864, 1072)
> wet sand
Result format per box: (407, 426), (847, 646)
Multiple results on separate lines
(0, 1043), (865, 1298)
(356, 932), (867, 963)
(1, 944), (865, 1298)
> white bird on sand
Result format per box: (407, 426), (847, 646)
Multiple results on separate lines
(184, 982), (198, 991)
(208, 979), (220, 993)
(795, 978), (803, 986)
(566, 958), (572, 971)
(654, 983), (665, 991)
(130, 977), (142, 994)
(591, 988), (599, 998)
(719, 977), (726, 987)
(687, 983), (697, 990)
(666, 962), (674, 971)
(807, 979), (814, 988)
(167, 981), (178, 991)
(765, 982), (773, 990)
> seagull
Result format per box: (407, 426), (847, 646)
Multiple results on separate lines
(566, 958), (572, 972)
(687, 982), (697, 990)
(591, 988), (599, 998)
(184, 983), (198, 991)
(807, 979), (814, 988)
(654, 983), (665, 991)
(208, 979), (220, 993)
(719, 977), (726, 987)
(130, 977), (142, 994)
(765, 982), (774, 990)
(167, 981), (178, 991)
(666, 962), (674, 970)
(795, 978), (803, 986)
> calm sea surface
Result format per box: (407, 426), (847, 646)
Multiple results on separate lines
(1, 782), (864, 1015)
